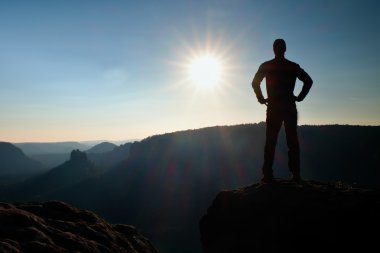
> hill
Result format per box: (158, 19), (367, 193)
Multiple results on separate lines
(0, 142), (45, 184)
(87, 142), (133, 169)
(30, 153), (70, 169)
(4, 150), (100, 201)
(200, 180), (380, 252)
(14, 142), (90, 156)
(0, 201), (158, 253)
(30, 143), (132, 169)
(86, 142), (117, 154)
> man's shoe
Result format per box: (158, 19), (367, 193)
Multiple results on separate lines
(291, 175), (302, 183)
(261, 175), (275, 184)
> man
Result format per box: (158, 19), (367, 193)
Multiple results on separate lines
(252, 39), (313, 183)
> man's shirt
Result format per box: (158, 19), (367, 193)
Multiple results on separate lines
(252, 58), (312, 103)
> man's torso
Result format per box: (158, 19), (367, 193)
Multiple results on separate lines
(260, 58), (300, 103)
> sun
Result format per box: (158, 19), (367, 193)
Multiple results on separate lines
(188, 54), (222, 89)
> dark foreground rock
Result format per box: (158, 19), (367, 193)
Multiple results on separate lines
(200, 180), (380, 253)
(0, 201), (159, 253)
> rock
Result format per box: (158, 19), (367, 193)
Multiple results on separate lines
(70, 149), (88, 164)
(199, 180), (380, 253)
(0, 201), (159, 253)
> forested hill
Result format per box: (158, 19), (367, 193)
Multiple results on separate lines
(128, 123), (380, 188)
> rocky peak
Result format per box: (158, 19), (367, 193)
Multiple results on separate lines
(200, 180), (380, 253)
(70, 149), (87, 163)
(0, 201), (159, 253)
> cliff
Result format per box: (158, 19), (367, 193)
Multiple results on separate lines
(0, 201), (158, 253)
(200, 180), (380, 252)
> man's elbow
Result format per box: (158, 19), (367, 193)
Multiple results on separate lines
(252, 80), (260, 90)
(306, 78), (313, 89)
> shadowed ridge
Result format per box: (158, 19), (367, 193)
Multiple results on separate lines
(0, 142), (45, 176)
(2, 150), (99, 202)
(199, 180), (380, 253)
(0, 201), (159, 253)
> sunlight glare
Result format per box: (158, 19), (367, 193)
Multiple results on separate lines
(188, 54), (222, 89)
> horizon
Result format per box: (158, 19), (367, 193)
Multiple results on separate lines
(1, 1), (379, 142)
(3, 121), (379, 144)
(9, 139), (139, 145)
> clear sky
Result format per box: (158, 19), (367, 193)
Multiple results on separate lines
(0, 0), (379, 142)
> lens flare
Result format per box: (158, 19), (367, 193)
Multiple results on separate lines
(188, 54), (222, 89)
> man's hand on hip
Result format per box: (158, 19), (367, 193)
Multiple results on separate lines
(258, 98), (268, 105)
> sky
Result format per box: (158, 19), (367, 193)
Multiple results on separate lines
(0, 0), (379, 142)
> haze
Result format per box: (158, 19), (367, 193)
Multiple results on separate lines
(0, 0), (379, 142)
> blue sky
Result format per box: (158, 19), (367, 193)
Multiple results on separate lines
(0, 0), (379, 142)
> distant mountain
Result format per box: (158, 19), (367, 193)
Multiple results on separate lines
(87, 142), (133, 168)
(3, 124), (380, 253)
(0, 142), (46, 184)
(30, 153), (71, 169)
(14, 142), (90, 156)
(30, 142), (132, 169)
(4, 150), (100, 201)
(86, 142), (117, 154)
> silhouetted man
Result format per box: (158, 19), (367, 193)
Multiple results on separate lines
(252, 39), (313, 182)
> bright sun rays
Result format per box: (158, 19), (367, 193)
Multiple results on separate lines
(187, 54), (223, 89)
(170, 33), (240, 97)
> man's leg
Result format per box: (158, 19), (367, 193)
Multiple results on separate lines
(262, 107), (282, 180)
(284, 104), (300, 180)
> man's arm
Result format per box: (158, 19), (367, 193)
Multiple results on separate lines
(251, 65), (267, 104)
(295, 67), (313, 102)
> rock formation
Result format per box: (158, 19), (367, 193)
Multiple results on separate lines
(70, 149), (88, 164)
(200, 180), (380, 253)
(0, 201), (158, 253)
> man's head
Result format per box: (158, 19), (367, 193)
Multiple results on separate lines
(273, 39), (286, 57)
